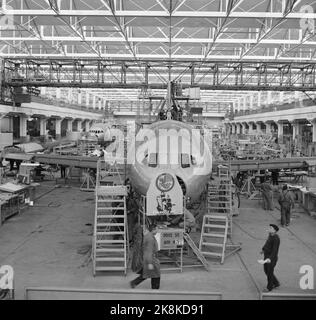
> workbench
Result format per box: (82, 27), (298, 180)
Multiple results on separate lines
(301, 189), (316, 217)
(0, 193), (20, 226)
(287, 184), (316, 217)
(0, 181), (39, 227)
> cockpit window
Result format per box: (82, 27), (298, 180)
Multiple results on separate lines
(181, 153), (190, 168)
(148, 153), (158, 168)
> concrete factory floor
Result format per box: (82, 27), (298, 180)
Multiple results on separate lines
(0, 181), (316, 300)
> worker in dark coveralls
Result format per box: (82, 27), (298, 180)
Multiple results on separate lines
(260, 181), (274, 211)
(278, 185), (294, 227)
(271, 169), (279, 185)
(260, 224), (281, 292)
(130, 223), (160, 289)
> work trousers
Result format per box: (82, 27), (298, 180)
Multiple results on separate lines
(262, 191), (273, 210)
(131, 274), (160, 289)
(263, 262), (280, 291)
(281, 205), (291, 226)
(61, 167), (66, 178)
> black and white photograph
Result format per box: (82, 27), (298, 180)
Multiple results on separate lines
(0, 0), (316, 308)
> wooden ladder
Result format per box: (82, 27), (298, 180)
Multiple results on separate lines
(92, 185), (128, 275)
(199, 215), (240, 264)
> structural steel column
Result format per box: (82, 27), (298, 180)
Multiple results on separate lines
(85, 120), (90, 132)
(257, 91), (261, 108)
(279, 92), (284, 104)
(85, 92), (90, 107)
(277, 122), (284, 140)
(39, 118), (46, 136)
(236, 123), (241, 134)
(77, 120), (82, 132)
(248, 122), (254, 134)
(78, 91), (82, 105)
(291, 121), (298, 141)
(56, 88), (61, 100)
(93, 96), (96, 109)
(19, 116), (27, 140)
(267, 91), (272, 105)
(224, 124), (229, 136)
(67, 119), (73, 132)
(249, 95), (254, 109)
(238, 99), (242, 112)
(256, 122), (263, 134)
(67, 88), (72, 104)
(243, 97), (247, 110)
(55, 118), (62, 139)
(241, 122), (247, 134)
(233, 123), (238, 134)
(265, 122), (272, 135)
(227, 124), (232, 136)
(231, 123), (236, 134)
(312, 120), (316, 143)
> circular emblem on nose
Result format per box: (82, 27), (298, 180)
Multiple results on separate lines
(156, 173), (174, 192)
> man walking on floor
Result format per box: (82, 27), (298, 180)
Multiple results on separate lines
(260, 224), (280, 292)
(130, 223), (161, 289)
(278, 185), (294, 227)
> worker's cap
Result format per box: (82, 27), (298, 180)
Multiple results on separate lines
(269, 224), (279, 232)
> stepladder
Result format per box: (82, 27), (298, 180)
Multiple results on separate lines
(93, 185), (129, 275)
(80, 168), (96, 192)
(199, 215), (241, 264)
(183, 232), (210, 271)
(207, 178), (233, 238)
(97, 158), (126, 186)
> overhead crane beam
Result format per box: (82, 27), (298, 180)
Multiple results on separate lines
(3, 58), (316, 91)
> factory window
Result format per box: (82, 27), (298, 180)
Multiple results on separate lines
(148, 153), (158, 167)
(181, 153), (190, 168)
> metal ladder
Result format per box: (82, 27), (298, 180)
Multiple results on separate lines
(207, 177), (233, 238)
(199, 215), (229, 264)
(199, 214), (241, 264)
(97, 159), (124, 186)
(93, 185), (128, 275)
(183, 232), (210, 271)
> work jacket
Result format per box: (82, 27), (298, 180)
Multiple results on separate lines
(278, 190), (294, 209)
(262, 233), (280, 266)
(261, 182), (272, 193)
(142, 232), (160, 279)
